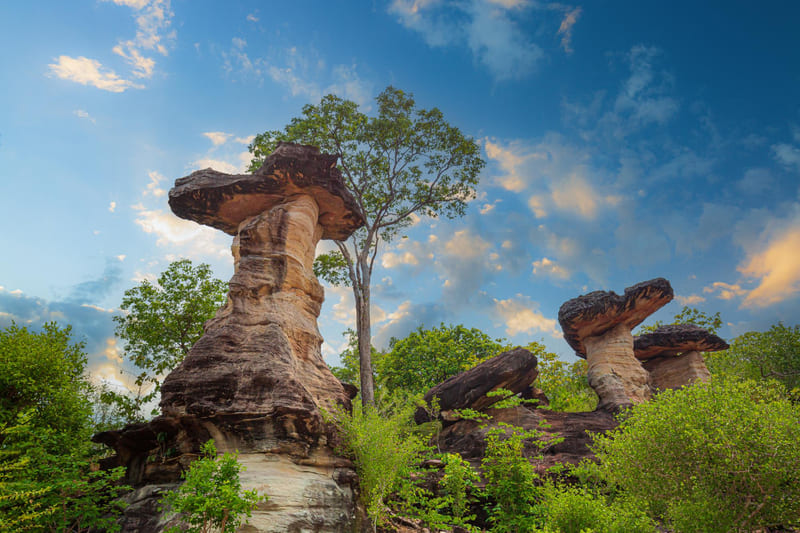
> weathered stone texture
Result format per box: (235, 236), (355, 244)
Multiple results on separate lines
(643, 350), (712, 391)
(414, 348), (539, 424)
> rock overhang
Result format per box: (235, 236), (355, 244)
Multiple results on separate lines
(168, 142), (364, 241)
(558, 277), (674, 357)
(634, 323), (729, 360)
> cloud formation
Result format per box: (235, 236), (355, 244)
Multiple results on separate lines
(48, 0), (174, 92)
(738, 216), (800, 308)
(493, 294), (560, 338)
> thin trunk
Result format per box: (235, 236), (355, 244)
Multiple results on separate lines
(355, 257), (375, 406)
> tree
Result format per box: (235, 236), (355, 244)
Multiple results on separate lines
(380, 324), (504, 396)
(249, 87), (485, 405)
(591, 379), (800, 532)
(159, 440), (265, 533)
(706, 322), (800, 393)
(527, 343), (597, 412)
(637, 305), (722, 335)
(113, 259), (227, 418)
(329, 329), (385, 389)
(0, 324), (129, 531)
(0, 322), (92, 447)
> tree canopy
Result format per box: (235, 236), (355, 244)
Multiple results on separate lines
(112, 259), (227, 419)
(381, 323), (504, 396)
(249, 86), (485, 405)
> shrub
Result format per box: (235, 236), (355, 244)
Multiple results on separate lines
(325, 402), (427, 531)
(535, 483), (655, 533)
(481, 423), (544, 532)
(160, 440), (264, 533)
(591, 379), (800, 532)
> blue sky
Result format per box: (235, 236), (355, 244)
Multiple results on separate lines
(2, 1), (799, 395)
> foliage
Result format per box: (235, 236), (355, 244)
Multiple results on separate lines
(324, 401), (427, 531)
(480, 423), (545, 532)
(250, 86), (485, 405)
(0, 322), (93, 448)
(707, 322), (800, 393)
(0, 411), (129, 532)
(382, 324), (505, 396)
(112, 259), (227, 420)
(534, 483), (655, 533)
(160, 440), (264, 533)
(637, 305), (723, 335)
(591, 379), (800, 532)
(328, 329), (385, 388)
(525, 342), (597, 412)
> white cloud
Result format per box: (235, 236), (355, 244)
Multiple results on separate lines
(116, 254), (127, 262)
(246, 13), (259, 22)
(388, 0), (545, 81)
(203, 131), (233, 146)
(532, 257), (569, 279)
(675, 294), (706, 306)
(144, 170), (166, 197)
(191, 157), (241, 174)
(382, 251), (420, 268)
(108, 201), (117, 212)
(51, 0), (174, 92)
(493, 294), (560, 337)
(772, 143), (800, 172)
(550, 173), (600, 219)
(738, 217), (800, 308)
(484, 138), (544, 192)
(81, 303), (114, 313)
(133, 205), (229, 259)
(235, 135), (255, 145)
(48, 56), (142, 92)
(613, 45), (679, 129)
(556, 7), (581, 54)
(703, 281), (747, 301)
(74, 109), (96, 123)
(443, 229), (491, 260)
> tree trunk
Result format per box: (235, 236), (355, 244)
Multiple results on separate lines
(355, 260), (375, 407)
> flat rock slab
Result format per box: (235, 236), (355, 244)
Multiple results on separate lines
(634, 323), (729, 360)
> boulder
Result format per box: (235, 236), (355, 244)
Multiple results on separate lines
(414, 348), (539, 424)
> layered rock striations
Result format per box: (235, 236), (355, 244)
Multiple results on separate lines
(96, 143), (365, 532)
(558, 278), (674, 411)
(634, 324), (728, 391)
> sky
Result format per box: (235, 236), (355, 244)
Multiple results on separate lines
(1, 1), (799, 397)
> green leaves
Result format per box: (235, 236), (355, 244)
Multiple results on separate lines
(381, 323), (505, 395)
(112, 259), (227, 420)
(591, 379), (800, 532)
(160, 440), (265, 533)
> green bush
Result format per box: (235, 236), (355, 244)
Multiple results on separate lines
(160, 440), (264, 533)
(535, 483), (655, 533)
(591, 379), (800, 532)
(481, 423), (544, 532)
(325, 402), (427, 531)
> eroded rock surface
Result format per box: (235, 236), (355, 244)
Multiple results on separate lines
(414, 348), (539, 424)
(96, 143), (365, 532)
(558, 279), (674, 411)
(634, 324), (727, 391)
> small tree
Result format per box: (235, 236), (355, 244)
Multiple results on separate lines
(112, 259), (227, 419)
(637, 305), (723, 335)
(160, 440), (264, 533)
(706, 322), (800, 393)
(249, 87), (485, 406)
(591, 379), (800, 532)
(381, 324), (505, 396)
(529, 343), (597, 412)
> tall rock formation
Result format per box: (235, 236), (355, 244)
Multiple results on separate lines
(558, 278), (674, 411)
(95, 143), (366, 532)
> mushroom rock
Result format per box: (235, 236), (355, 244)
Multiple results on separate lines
(558, 278), (674, 412)
(414, 348), (540, 425)
(634, 324), (728, 391)
(98, 143), (365, 532)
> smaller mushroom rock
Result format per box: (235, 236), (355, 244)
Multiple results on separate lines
(414, 348), (539, 425)
(634, 324), (728, 390)
(558, 278), (674, 411)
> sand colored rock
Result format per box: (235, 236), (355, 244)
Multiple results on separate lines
(95, 143), (366, 532)
(558, 278), (674, 411)
(634, 324), (728, 391)
(642, 351), (711, 390)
